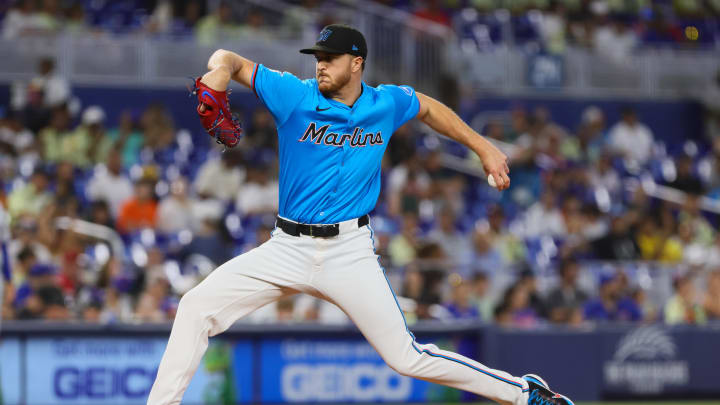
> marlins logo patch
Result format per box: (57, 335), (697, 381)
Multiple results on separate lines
(318, 29), (332, 42)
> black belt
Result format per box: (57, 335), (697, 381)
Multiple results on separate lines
(276, 215), (369, 238)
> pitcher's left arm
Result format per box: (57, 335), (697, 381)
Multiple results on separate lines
(416, 92), (510, 190)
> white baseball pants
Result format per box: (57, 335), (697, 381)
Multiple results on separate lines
(147, 217), (530, 405)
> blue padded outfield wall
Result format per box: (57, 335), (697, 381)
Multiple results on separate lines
(1, 323), (719, 404)
(0, 84), (705, 151)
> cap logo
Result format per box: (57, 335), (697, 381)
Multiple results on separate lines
(318, 28), (332, 42)
(352, 45), (359, 51)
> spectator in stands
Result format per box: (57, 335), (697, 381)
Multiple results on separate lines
(194, 149), (245, 202)
(64, 2), (89, 33)
(14, 264), (58, 318)
(7, 168), (52, 219)
(38, 285), (70, 320)
(195, 1), (241, 45)
(116, 178), (158, 234)
(86, 150), (134, 217)
(470, 224), (503, 278)
(591, 214), (639, 260)
(486, 205), (526, 266)
(39, 105), (72, 163)
(0, 110), (34, 158)
(135, 278), (169, 323)
(635, 215), (682, 263)
(108, 110), (143, 168)
(36, 0), (63, 32)
(589, 152), (621, 198)
(19, 79), (51, 134)
(157, 178), (198, 234)
(65, 105), (114, 167)
(518, 268), (546, 317)
(593, 18), (638, 64)
(584, 273), (642, 322)
(238, 7), (271, 41)
(470, 271), (493, 321)
(10, 247), (36, 290)
(33, 57), (71, 110)
(538, 1), (568, 54)
(425, 151), (466, 215)
(234, 159), (278, 215)
(81, 300), (103, 323)
(607, 106), (654, 165)
(521, 190), (565, 237)
(389, 213), (420, 268)
(183, 211), (234, 266)
(7, 216), (53, 269)
(140, 104), (177, 167)
(144, 0), (173, 34)
(545, 259), (588, 324)
(428, 206), (472, 276)
(100, 281), (134, 324)
(444, 277), (480, 320)
(678, 220), (708, 266)
(413, 243), (447, 319)
(386, 123), (415, 166)
(564, 106), (607, 164)
(668, 154), (705, 195)
(245, 108), (278, 152)
(678, 196), (715, 246)
(387, 153), (430, 217)
(53, 161), (80, 218)
(1, 0), (44, 38)
(173, 0), (205, 34)
(703, 271), (720, 320)
(496, 282), (540, 328)
(85, 200), (114, 229)
(665, 274), (706, 324)
(631, 287), (657, 323)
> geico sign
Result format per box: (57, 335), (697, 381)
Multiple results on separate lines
(281, 363), (412, 402)
(54, 367), (156, 399)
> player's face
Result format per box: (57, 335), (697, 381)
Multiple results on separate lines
(314, 52), (352, 94)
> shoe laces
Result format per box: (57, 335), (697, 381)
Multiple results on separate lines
(528, 389), (555, 405)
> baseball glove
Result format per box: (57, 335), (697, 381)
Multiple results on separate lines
(190, 77), (243, 148)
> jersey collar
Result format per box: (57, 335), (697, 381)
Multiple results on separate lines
(316, 81), (369, 111)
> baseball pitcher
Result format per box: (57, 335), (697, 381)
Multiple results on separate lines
(147, 24), (573, 405)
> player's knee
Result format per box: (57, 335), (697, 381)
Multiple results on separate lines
(177, 286), (208, 314)
(383, 356), (413, 377)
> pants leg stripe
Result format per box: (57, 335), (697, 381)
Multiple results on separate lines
(367, 224), (527, 392)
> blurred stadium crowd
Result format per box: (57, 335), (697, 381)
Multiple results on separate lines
(2, 1), (720, 330)
(2, 0), (719, 52)
(2, 53), (720, 329)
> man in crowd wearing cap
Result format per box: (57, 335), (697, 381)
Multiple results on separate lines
(148, 24), (573, 405)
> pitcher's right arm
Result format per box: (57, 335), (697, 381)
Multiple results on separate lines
(201, 49), (256, 92)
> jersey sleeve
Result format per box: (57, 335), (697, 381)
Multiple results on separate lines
(251, 63), (309, 126)
(379, 84), (420, 131)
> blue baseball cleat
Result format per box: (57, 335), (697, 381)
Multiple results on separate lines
(522, 374), (575, 405)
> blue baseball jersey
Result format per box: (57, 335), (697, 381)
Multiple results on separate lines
(250, 63), (420, 224)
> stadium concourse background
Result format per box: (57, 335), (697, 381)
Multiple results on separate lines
(1, 0), (720, 404)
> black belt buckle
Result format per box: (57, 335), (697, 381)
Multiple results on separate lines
(309, 224), (338, 238)
(276, 215), (367, 238)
